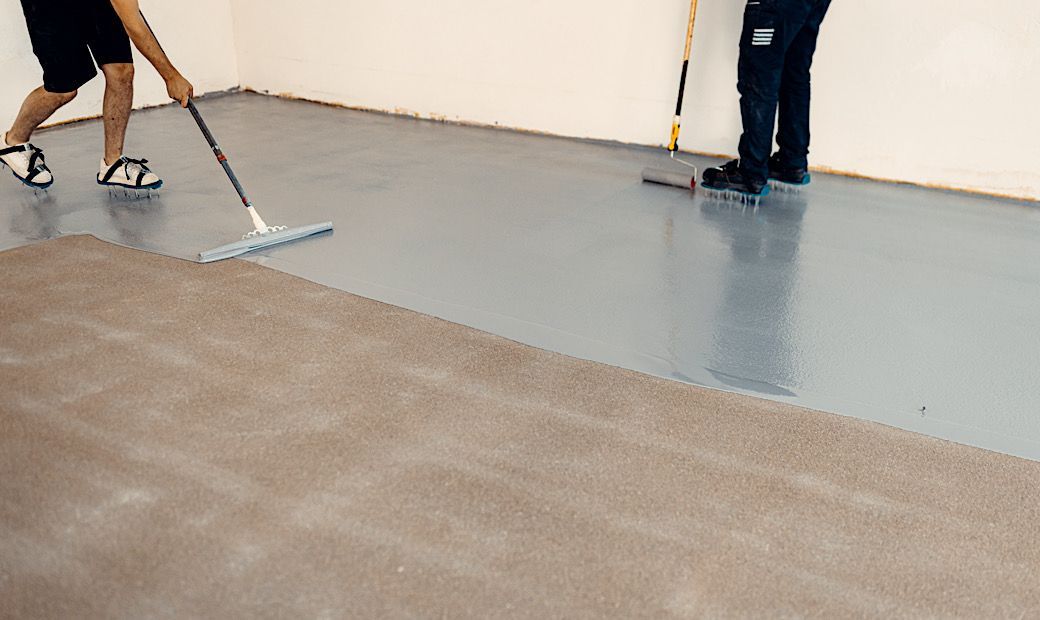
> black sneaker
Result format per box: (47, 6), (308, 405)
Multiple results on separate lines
(768, 153), (810, 189)
(701, 160), (769, 205)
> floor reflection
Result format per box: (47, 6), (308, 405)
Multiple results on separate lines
(699, 191), (807, 396)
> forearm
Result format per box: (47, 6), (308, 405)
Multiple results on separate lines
(109, 0), (180, 80)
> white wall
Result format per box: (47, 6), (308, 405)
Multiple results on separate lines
(3, 2), (1036, 200)
(1, 0), (238, 131)
(230, 0), (1040, 201)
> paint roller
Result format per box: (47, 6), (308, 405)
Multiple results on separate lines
(642, 0), (700, 191)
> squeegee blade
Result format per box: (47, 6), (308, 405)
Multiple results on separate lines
(198, 221), (333, 263)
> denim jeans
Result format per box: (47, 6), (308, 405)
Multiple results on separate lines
(736, 0), (832, 184)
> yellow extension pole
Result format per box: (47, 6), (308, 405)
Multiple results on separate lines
(668, 0), (699, 153)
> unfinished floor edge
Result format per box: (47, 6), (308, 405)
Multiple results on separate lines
(3, 232), (1034, 463)
(240, 251), (1039, 464)
(6, 233), (1000, 464)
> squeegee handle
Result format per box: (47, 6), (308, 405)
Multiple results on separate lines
(186, 99), (253, 208)
(138, 10), (253, 209)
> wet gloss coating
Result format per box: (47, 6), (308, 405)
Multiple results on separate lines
(2, 92), (1038, 460)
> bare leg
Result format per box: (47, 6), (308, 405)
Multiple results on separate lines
(6, 87), (78, 144)
(101, 63), (134, 166)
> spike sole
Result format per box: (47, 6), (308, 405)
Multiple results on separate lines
(700, 184), (770, 207)
(768, 174), (811, 193)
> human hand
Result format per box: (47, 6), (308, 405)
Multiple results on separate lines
(166, 73), (194, 108)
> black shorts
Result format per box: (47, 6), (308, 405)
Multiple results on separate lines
(19, 0), (133, 94)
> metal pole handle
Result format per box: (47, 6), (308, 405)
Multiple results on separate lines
(186, 99), (253, 208)
(139, 11), (253, 209)
(668, 0), (700, 153)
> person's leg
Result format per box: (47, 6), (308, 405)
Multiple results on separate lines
(775, 0), (832, 171)
(735, 1), (792, 185)
(1, 86), (71, 188)
(735, 0), (813, 184)
(100, 63), (134, 166)
(97, 62), (159, 194)
(95, 69), (160, 190)
(87, 0), (138, 170)
(9, 0), (94, 144)
(5, 87), (78, 145)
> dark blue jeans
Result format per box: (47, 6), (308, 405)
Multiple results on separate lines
(737, 0), (832, 184)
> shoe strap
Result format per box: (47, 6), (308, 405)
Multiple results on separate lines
(3, 144), (49, 182)
(100, 159), (122, 184)
(27, 146), (46, 172)
(102, 156), (152, 187)
(0, 143), (36, 157)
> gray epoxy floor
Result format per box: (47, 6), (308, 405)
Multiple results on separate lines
(3, 92), (1039, 461)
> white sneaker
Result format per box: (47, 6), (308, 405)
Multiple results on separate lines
(98, 156), (162, 191)
(0, 132), (53, 189)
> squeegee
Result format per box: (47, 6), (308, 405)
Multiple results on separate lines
(187, 99), (333, 263)
(140, 12), (332, 263)
(642, 0), (700, 191)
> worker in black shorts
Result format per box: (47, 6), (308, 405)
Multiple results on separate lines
(1, 0), (194, 192)
(702, 0), (832, 202)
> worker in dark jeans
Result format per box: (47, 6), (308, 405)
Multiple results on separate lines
(703, 0), (832, 201)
